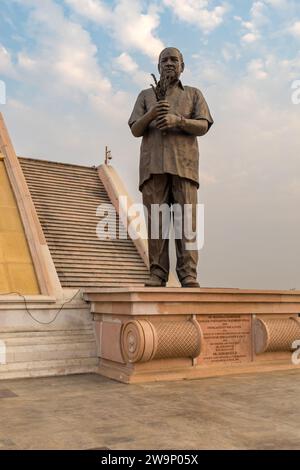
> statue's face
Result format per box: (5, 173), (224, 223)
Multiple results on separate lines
(158, 48), (184, 80)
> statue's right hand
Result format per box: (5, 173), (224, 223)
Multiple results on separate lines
(150, 100), (170, 120)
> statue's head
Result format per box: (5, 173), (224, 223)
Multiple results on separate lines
(158, 47), (185, 81)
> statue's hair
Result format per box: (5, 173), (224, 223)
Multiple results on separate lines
(158, 47), (184, 65)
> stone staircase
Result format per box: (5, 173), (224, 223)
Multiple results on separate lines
(19, 157), (149, 288)
(0, 328), (98, 379)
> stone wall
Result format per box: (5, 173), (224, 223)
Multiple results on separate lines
(0, 290), (98, 379)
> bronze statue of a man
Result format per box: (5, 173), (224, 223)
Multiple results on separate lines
(128, 47), (213, 287)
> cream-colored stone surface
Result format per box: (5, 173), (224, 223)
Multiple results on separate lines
(0, 295), (98, 380)
(1, 372), (300, 449)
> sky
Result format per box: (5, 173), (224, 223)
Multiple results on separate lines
(0, 0), (300, 289)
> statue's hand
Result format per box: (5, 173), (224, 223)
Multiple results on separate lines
(156, 113), (180, 131)
(150, 100), (170, 120)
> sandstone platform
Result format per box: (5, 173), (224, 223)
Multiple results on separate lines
(84, 287), (300, 383)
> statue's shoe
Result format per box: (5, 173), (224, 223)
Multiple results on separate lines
(181, 276), (200, 288)
(144, 274), (166, 287)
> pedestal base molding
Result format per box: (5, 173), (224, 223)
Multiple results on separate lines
(83, 288), (300, 384)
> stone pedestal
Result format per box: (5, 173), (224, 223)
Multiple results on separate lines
(84, 287), (300, 384)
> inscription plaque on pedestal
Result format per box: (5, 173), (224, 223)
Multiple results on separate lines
(198, 314), (252, 364)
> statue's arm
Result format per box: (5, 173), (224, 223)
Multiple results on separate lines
(178, 117), (209, 136)
(155, 115), (209, 136)
(129, 94), (170, 137)
(130, 109), (156, 137)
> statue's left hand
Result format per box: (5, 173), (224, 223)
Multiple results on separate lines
(156, 114), (180, 131)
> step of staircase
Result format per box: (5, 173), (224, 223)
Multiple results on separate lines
(0, 328), (98, 380)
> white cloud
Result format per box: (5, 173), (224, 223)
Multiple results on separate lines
(247, 58), (268, 79)
(242, 32), (259, 43)
(113, 1), (164, 60)
(221, 43), (241, 62)
(65, 0), (164, 60)
(183, 55), (227, 87)
(251, 1), (268, 27)
(114, 53), (138, 74)
(0, 45), (15, 77)
(8, 0), (118, 114)
(17, 51), (37, 71)
(289, 21), (300, 38)
(264, 0), (289, 8)
(163, 0), (228, 33)
(1, 0), (141, 200)
(113, 52), (149, 87)
(237, 1), (269, 45)
(66, 0), (111, 22)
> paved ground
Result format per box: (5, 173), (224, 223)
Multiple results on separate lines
(0, 370), (299, 450)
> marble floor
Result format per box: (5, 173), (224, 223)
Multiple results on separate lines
(0, 370), (299, 450)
